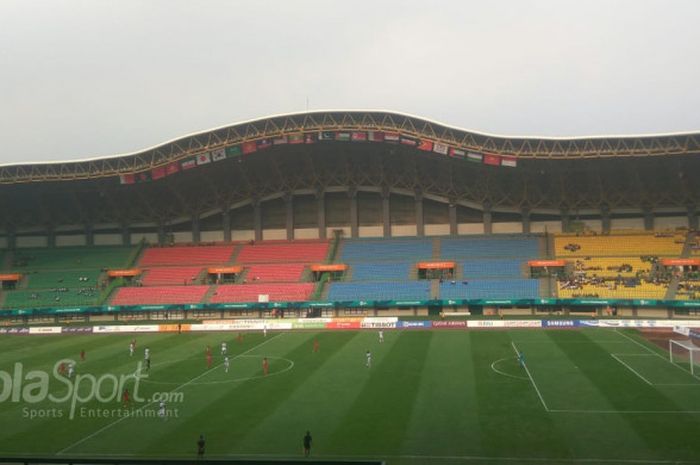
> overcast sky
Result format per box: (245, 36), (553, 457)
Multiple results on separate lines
(1, 0), (699, 164)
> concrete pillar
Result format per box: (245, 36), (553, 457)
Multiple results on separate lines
(192, 212), (201, 244)
(689, 206), (698, 230)
(382, 189), (391, 238)
(47, 224), (55, 248)
(317, 190), (326, 239)
(85, 223), (94, 246)
(521, 208), (531, 234)
(349, 189), (359, 238)
(121, 223), (130, 246)
(643, 207), (654, 231)
(561, 208), (571, 233)
(449, 202), (458, 235)
(601, 206), (611, 234)
(483, 207), (492, 235)
(222, 209), (231, 242)
(157, 219), (166, 246)
(253, 199), (263, 241)
(7, 225), (16, 250)
(285, 194), (294, 240)
(415, 191), (424, 237)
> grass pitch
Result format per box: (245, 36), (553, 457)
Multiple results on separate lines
(1, 328), (700, 464)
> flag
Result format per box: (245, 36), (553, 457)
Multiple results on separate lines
(181, 158), (197, 170)
(367, 131), (384, 142)
(289, 133), (304, 144)
(273, 135), (288, 145)
(242, 141), (257, 154)
(449, 148), (466, 158)
(212, 148), (226, 162)
(318, 131), (335, 141)
(417, 140), (433, 151)
(501, 156), (517, 168)
(305, 133), (316, 144)
(335, 132), (351, 141)
(119, 174), (135, 185)
(433, 142), (449, 155)
(257, 139), (272, 150)
(226, 145), (242, 157)
(384, 132), (400, 143)
(151, 166), (166, 180)
(136, 172), (152, 183)
(483, 154), (501, 166)
(196, 152), (212, 165)
(467, 152), (483, 162)
(400, 136), (417, 146)
(351, 132), (367, 141)
(165, 161), (180, 175)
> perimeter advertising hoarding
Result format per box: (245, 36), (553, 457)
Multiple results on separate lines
(467, 320), (542, 328)
(361, 317), (398, 329)
(432, 321), (467, 328)
(0, 327), (29, 335)
(61, 326), (94, 334)
(93, 325), (159, 333)
(28, 326), (62, 334)
(398, 320), (432, 329)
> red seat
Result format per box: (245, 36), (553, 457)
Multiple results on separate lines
(210, 283), (314, 303)
(244, 263), (306, 282)
(141, 266), (204, 286)
(236, 241), (328, 263)
(139, 246), (235, 266)
(112, 285), (209, 305)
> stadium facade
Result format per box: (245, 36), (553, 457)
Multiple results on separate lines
(1, 110), (699, 248)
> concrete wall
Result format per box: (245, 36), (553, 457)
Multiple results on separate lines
(457, 223), (485, 235)
(492, 222), (522, 234)
(655, 216), (688, 230)
(294, 228), (319, 239)
(425, 224), (450, 236)
(56, 235), (87, 247)
(16, 236), (48, 248)
(94, 234), (123, 246)
(391, 225), (417, 237)
(262, 229), (286, 240)
(531, 221), (562, 233)
(231, 230), (255, 241)
(358, 226), (383, 238)
(200, 231), (224, 242)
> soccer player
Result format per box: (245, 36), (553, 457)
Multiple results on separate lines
(518, 351), (525, 368)
(263, 324), (267, 338)
(378, 330), (384, 343)
(313, 338), (319, 353)
(158, 400), (166, 420)
(68, 362), (75, 378)
(144, 347), (151, 371)
(58, 362), (67, 376)
(303, 431), (312, 457)
(129, 341), (135, 357)
(122, 388), (130, 408)
(365, 350), (372, 368)
(206, 351), (213, 369)
(197, 434), (206, 458)
(80, 349), (85, 361)
(221, 341), (228, 356)
(224, 356), (230, 373)
(262, 357), (269, 376)
(205, 345), (212, 356)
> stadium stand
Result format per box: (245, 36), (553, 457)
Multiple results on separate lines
(210, 283), (315, 302)
(4, 288), (100, 308)
(554, 233), (684, 257)
(141, 266), (204, 286)
(22, 269), (101, 289)
(236, 240), (329, 263)
(10, 246), (135, 269)
(441, 236), (540, 259)
(461, 259), (524, 278)
(439, 279), (540, 299)
(138, 245), (235, 266)
(349, 262), (413, 281)
(111, 285), (209, 305)
(244, 263), (306, 282)
(327, 281), (431, 301)
(339, 239), (433, 262)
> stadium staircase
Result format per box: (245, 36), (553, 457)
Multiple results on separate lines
(432, 237), (441, 259)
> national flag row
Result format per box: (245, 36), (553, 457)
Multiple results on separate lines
(119, 131), (516, 184)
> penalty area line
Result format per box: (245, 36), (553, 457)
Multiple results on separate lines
(55, 333), (283, 456)
(510, 341), (550, 412)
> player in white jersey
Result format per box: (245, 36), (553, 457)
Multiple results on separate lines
(224, 356), (230, 373)
(144, 347), (150, 360)
(365, 350), (372, 368)
(378, 330), (384, 343)
(158, 400), (166, 419)
(221, 342), (228, 356)
(68, 362), (75, 378)
(263, 324), (267, 338)
(129, 341), (135, 357)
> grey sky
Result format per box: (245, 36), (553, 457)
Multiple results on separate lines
(1, 0), (699, 164)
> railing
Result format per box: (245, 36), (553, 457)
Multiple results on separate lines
(0, 457), (384, 465)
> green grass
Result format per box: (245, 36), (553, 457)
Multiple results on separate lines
(1, 328), (700, 464)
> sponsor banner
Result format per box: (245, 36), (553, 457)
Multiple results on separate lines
(288, 133), (305, 144)
(400, 136), (417, 146)
(159, 324), (191, 333)
(93, 325), (159, 333)
(28, 326), (62, 335)
(542, 320), (579, 328)
(691, 329), (700, 339)
(361, 317), (397, 329)
(0, 327), (30, 335)
(318, 131), (335, 141)
(335, 132), (351, 142)
(432, 320), (467, 328)
(433, 142), (449, 155)
(165, 161), (180, 175)
(468, 320), (504, 328)
(398, 320), (432, 329)
(384, 132), (400, 143)
(292, 321), (327, 329)
(304, 133), (316, 144)
(326, 318), (363, 330)
(467, 152), (483, 162)
(417, 140), (433, 151)
(61, 326), (94, 334)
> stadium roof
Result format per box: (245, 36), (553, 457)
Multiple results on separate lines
(2, 110), (700, 185)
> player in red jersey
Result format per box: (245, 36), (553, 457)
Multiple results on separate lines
(313, 338), (319, 353)
(206, 351), (213, 369)
(58, 362), (67, 376)
(262, 357), (269, 376)
(80, 349), (85, 361)
(122, 388), (130, 408)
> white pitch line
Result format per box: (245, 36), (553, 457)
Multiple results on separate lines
(510, 341), (550, 412)
(610, 354), (653, 385)
(55, 333), (283, 455)
(549, 409), (700, 415)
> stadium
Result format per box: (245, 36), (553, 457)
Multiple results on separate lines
(2, 110), (700, 465)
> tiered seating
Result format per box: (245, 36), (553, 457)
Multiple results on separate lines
(340, 239), (433, 262)
(350, 262), (412, 281)
(244, 264), (306, 282)
(236, 241), (328, 263)
(139, 245), (235, 266)
(111, 285), (209, 305)
(441, 236), (540, 259)
(4, 289), (100, 308)
(23, 270), (101, 289)
(327, 281), (431, 301)
(10, 246), (135, 269)
(210, 283), (314, 303)
(554, 233), (684, 257)
(440, 279), (539, 299)
(569, 257), (652, 278)
(141, 267), (204, 286)
(461, 259), (523, 279)
(557, 282), (668, 299)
